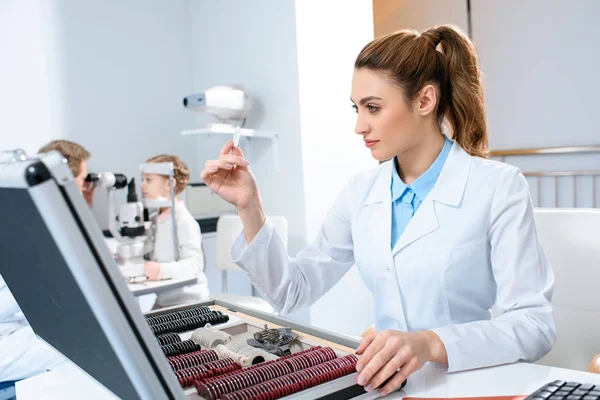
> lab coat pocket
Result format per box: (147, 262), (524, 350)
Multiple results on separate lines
(444, 243), (493, 321)
(396, 247), (452, 329)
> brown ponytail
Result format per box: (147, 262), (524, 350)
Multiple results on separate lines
(355, 25), (489, 158)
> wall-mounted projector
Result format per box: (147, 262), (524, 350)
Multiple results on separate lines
(183, 85), (252, 130)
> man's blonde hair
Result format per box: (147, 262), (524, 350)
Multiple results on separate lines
(38, 139), (91, 177)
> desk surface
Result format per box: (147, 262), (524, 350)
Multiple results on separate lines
(104, 238), (198, 297)
(127, 276), (198, 297)
(16, 360), (600, 399)
(404, 362), (600, 398)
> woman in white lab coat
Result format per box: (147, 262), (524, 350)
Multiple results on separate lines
(200, 25), (555, 396)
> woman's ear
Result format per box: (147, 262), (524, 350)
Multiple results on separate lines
(416, 84), (438, 117)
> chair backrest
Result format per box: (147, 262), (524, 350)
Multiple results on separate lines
(216, 215), (288, 272)
(533, 208), (600, 370)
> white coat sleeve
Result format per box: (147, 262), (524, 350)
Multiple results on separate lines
(230, 182), (355, 315)
(431, 168), (556, 372)
(0, 276), (21, 322)
(160, 218), (204, 280)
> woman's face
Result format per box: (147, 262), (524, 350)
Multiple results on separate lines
(351, 68), (435, 161)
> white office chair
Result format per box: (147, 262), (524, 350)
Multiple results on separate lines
(533, 208), (600, 371)
(213, 215), (289, 314)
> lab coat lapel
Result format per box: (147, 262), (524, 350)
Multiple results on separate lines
(391, 142), (472, 257)
(391, 197), (439, 256)
(362, 161), (393, 258)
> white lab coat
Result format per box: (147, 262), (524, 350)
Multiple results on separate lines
(0, 275), (64, 381)
(231, 141), (556, 373)
(146, 201), (210, 307)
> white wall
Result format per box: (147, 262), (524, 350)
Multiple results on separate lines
(472, 0), (600, 150)
(189, 0), (307, 256)
(295, 0), (379, 337)
(472, 0), (600, 208)
(53, 0), (198, 228)
(295, 0), (378, 241)
(187, 0), (309, 322)
(373, 0), (468, 37)
(0, 0), (65, 155)
(472, 0), (600, 149)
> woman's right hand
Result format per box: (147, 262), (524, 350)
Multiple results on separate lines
(199, 140), (260, 210)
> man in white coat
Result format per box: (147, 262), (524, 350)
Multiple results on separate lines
(0, 140), (93, 382)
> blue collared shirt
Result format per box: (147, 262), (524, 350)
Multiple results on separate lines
(391, 136), (453, 248)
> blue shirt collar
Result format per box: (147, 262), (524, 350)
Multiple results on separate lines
(391, 135), (453, 202)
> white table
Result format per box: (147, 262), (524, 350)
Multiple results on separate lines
(16, 362), (119, 400)
(16, 360), (600, 399)
(104, 238), (198, 297)
(402, 362), (600, 398)
(127, 276), (198, 297)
